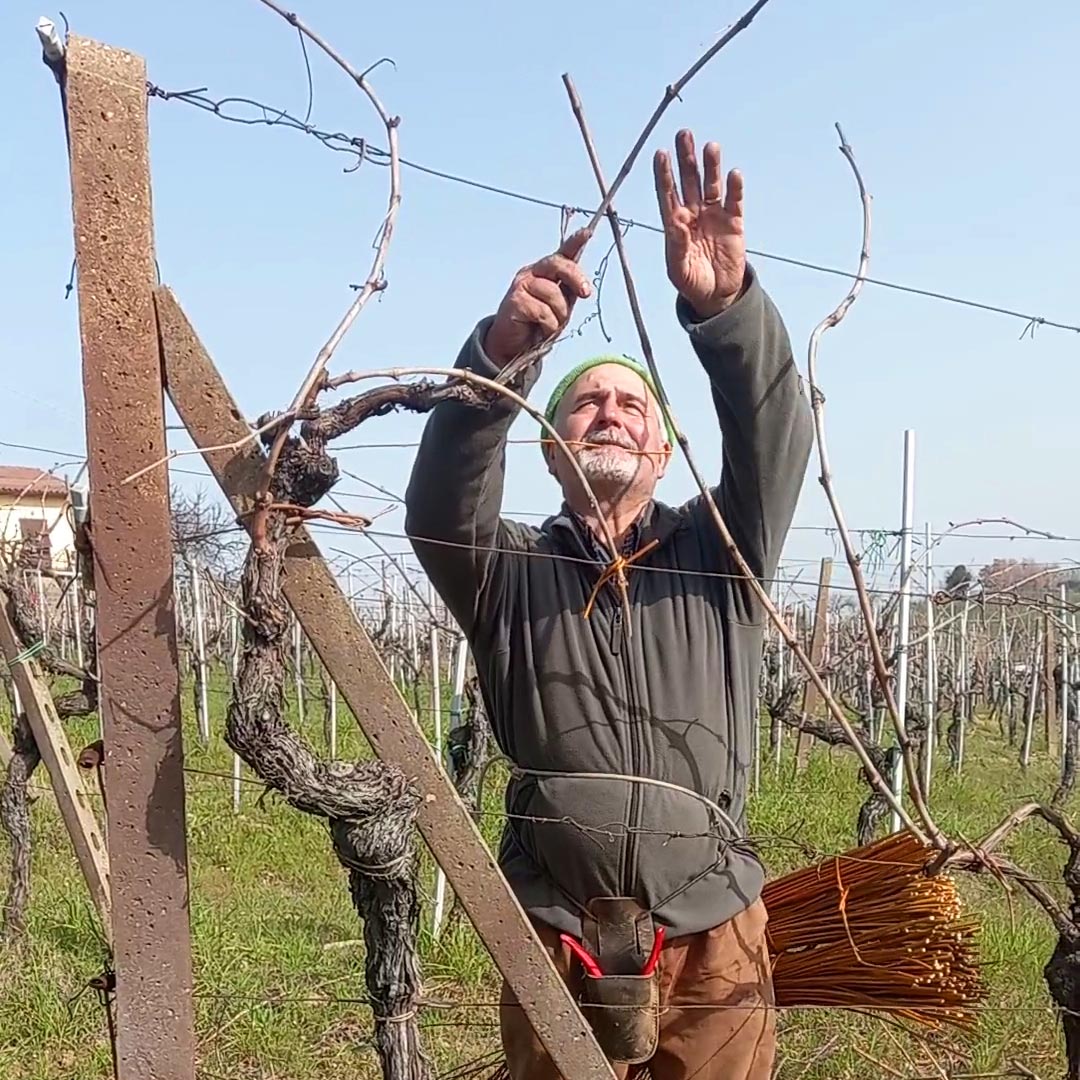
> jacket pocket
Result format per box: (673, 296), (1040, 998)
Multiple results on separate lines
(630, 782), (739, 913)
(505, 773), (630, 909)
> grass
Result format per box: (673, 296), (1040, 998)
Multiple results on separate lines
(0, 667), (1069, 1080)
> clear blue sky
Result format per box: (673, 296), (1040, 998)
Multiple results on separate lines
(3, 0), (1079, 601)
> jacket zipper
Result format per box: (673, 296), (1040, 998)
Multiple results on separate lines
(566, 510), (651, 901)
(610, 588), (644, 898)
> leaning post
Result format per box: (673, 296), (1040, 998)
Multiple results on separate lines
(64, 34), (197, 1080)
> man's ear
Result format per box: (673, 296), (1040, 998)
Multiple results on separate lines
(656, 441), (672, 479)
(542, 441), (559, 479)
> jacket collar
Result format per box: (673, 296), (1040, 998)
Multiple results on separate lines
(544, 498), (687, 560)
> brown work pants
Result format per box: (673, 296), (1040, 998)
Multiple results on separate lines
(500, 899), (775, 1080)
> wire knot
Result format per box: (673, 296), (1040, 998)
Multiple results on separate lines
(334, 845), (411, 881)
(376, 1008), (418, 1024)
(583, 539), (659, 619)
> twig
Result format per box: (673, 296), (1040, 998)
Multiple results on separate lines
(802, 122), (941, 846)
(967, 802), (1080, 863)
(1009, 1062), (1044, 1080)
(492, 0), (775, 389)
(880, 1021), (946, 1080)
(946, 517), (1067, 542)
(893, 1073), (1042, 1080)
(578, 0), (774, 241)
(852, 1046), (906, 1078)
(793, 1033), (842, 1076)
(967, 802), (1044, 858)
(266, 504), (372, 530)
(252, 0), (402, 549)
(560, 76), (927, 844)
(944, 803), (1080, 939)
(120, 414), (297, 485)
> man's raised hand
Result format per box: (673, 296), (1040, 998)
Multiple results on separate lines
(483, 229), (593, 367)
(654, 129), (746, 320)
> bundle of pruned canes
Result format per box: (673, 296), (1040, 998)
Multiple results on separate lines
(466, 831), (983, 1080)
(763, 829), (983, 1029)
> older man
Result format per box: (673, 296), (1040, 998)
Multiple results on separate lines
(405, 131), (813, 1080)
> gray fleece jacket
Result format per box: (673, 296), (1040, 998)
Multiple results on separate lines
(404, 265), (814, 938)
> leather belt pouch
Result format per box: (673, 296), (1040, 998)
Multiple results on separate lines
(580, 898), (660, 1064)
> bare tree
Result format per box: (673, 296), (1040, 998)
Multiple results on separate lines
(170, 486), (245, 583)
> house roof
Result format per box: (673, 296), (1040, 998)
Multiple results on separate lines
(0, 466), (70, 499)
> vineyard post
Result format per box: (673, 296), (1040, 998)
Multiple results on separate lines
(71, 575), (84, 668)
(230, 608), (243, 812)
(410, 586), (420, 674)
(1000, 614), (1012, 738)
(64, 35), (196, 1080)
(772, 571), (786, 772)
(1045, 610), (1059, 756)
(1061, 583), (1070, 755)
(327, 672), (339, 759)
(293, 618), (305, 726)
(923, 522), (937, 795)
(794, 558), (833, 771)
(449, 635), (469, 734)
(1022, 627), (1044, 769)
(388, 572), (399, 683)
(891, 429), (916, 831)
(35, 570), (48, 648)
(956, 598), (970, 772)
(0, 598), (111, 938)
(429, 579), (448, 939)
(188, 558), (210, 744)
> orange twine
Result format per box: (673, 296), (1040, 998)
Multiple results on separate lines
(582, 539), (659, 619)
(539, 438), (673, 459)
(834, 856), (864, 965)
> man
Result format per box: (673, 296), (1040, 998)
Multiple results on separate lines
(405, 130), (813, 1079)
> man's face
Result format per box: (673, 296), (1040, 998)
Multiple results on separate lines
(548, 363), (670, 500)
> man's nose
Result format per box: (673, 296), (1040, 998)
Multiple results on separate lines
(594, 394), (622, 425)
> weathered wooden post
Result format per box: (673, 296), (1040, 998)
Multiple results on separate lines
(0, 599), (111, 937)
(64, 34), (196, 1080)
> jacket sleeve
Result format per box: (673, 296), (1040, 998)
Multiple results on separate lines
(404, 315), (543, 636)
(677, 263), (814, 619)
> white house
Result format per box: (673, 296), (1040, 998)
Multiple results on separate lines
(0, 466), (76, 573)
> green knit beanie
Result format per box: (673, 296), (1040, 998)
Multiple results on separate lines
(541, 355), (676, 449)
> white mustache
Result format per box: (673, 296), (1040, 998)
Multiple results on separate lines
(579, 430), (636, 452)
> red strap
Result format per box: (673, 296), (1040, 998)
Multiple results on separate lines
(641, 926), (666, 977)
(559, 933), (603, 978)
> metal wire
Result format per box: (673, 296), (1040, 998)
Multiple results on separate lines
(143, 81), (1080, 336)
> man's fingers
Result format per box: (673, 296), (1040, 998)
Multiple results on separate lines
(665, 217), (693, 266)
(676, 129), (702, 211)
(522, 276), (572, 328)
(653, 149), (681, 226)
(724, 168), (745, 219)
(702, 142), (723, 205)
(513, 294), (562, 338)
(531, 252), (592, 299)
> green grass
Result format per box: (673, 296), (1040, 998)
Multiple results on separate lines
(0, 671), (1069, 1079)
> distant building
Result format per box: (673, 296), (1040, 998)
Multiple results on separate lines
(0, 466), (76, 574)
